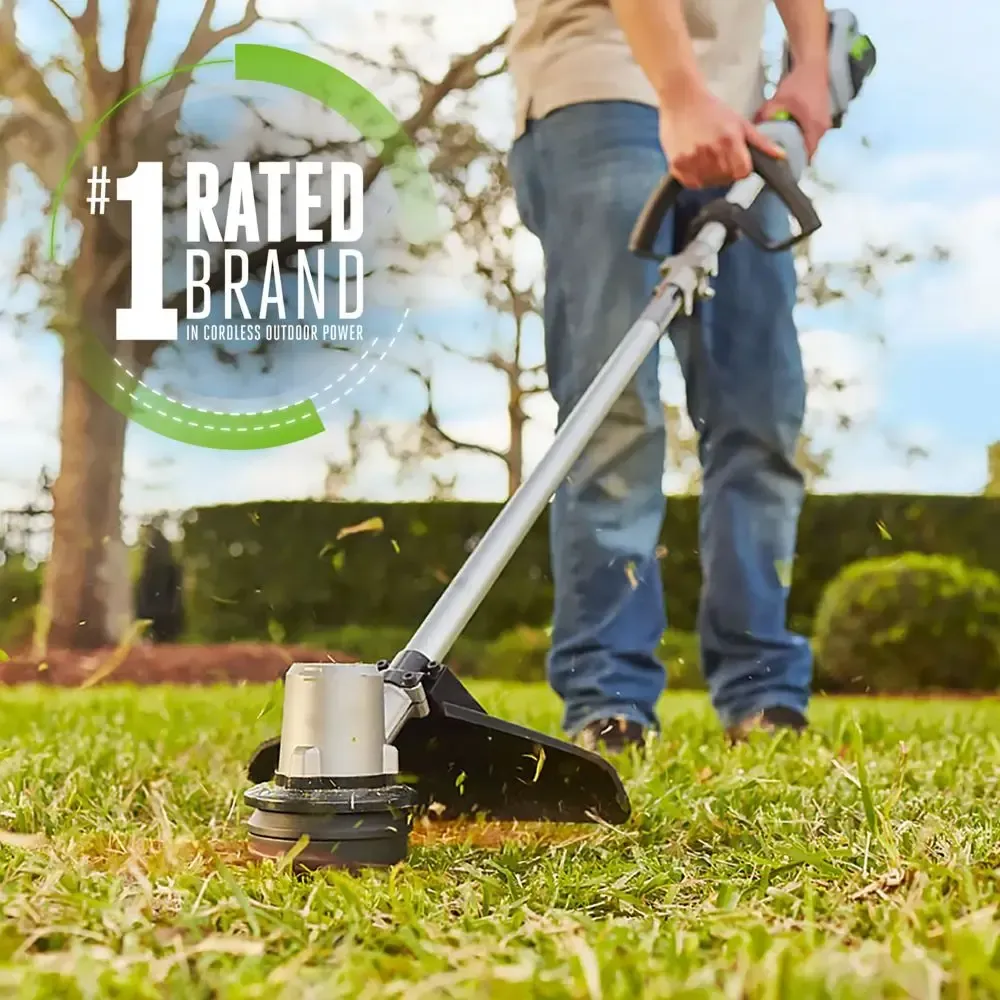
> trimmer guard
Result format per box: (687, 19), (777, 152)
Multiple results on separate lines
(247, 664), (631, 825)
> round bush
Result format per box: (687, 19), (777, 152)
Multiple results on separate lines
(813, 553), (1000, 693)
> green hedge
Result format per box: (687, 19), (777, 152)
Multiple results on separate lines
(0, 555), (42, 651)
(179, 501), (554, 643)
(303, 624), (707, 689)
(178, 496), (1000, 643)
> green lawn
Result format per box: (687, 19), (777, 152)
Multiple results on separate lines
(2, 682), (1000, 998)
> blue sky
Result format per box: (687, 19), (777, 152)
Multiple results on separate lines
(1, 0), (997, 521)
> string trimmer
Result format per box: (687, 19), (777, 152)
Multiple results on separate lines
(244, 9), (876, 870)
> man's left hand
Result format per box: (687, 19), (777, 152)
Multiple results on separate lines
(754, 64), (832, 161)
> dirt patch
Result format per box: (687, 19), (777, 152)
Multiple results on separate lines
(72, 823), (597, 875)
(66, 835), (257, 873)
(0, 643), (357, 687)
(410, 818), (596, 850)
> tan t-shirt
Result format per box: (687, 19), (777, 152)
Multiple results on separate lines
(508, 0), (770, 136)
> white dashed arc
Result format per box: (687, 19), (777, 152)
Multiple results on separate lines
(47, 44), (441, 450)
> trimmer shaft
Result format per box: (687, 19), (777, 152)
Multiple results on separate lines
(244, 662), (416, 870)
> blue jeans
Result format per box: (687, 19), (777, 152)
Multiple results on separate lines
(507, 101), (812, 734)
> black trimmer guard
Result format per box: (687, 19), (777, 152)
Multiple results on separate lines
(247, 664), (631, 825)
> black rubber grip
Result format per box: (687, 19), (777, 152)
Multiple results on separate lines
(628, 144), (822, 259)
(628, 174), (684, 259)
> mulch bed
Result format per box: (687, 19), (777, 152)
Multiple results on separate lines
(0, 643), (996, 700)
(0, 643), (358, 687)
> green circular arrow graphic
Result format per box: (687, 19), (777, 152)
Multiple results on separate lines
(49, 45), (441, 450)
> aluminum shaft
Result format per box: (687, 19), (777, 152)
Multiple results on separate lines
(395, 172), (766, 668)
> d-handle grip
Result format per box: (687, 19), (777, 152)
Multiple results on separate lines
(628, 142), (822, 259)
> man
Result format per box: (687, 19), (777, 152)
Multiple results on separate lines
(506, 0), (832, 750)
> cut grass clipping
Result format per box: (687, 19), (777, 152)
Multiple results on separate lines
(2, 683), (1000, 998)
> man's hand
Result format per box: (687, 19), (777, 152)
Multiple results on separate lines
(754, 64), (832, 161)
(659, 84), (787, 190)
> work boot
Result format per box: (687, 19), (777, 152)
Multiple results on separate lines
(725, 706), (807, 743)
(574, 717), (648, 755)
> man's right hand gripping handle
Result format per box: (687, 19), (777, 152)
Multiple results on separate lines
(628, 126), (821, 260)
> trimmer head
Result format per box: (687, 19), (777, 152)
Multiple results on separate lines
(245, 657), (631, 870)
(246, 781), (415, 870)
(245, 661), (417, 870)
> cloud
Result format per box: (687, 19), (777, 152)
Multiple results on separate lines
(879, 199), (1000, 343)
(0, 332), (60, 507)
(121, 418), (354, 514)
(800, 327), (882, 421)
(804, 187), (1000, 346)
(266, 0), (512, 55)
(819, 431), (987, 495)
(119, 402), (537, 512)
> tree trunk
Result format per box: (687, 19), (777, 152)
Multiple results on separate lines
(507, 380), (524, 498)
(36, 212), (133, 653)
(38, 345), (130, 651)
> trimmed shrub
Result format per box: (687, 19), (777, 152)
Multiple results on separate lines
(178, 501), (557, 643)
(660, 629), (704, 690)
(479, 625), (551, 682)
(813, 553), (1000, 693)
(479, 625), (705, 688)
(302, 623), (705, 686)
(0, 604), (36, 653)
(0, 555), (43, 653)
(300, 625), (484, 675)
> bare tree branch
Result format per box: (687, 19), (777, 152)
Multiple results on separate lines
(122, 0), (159, 93)
(0, 7), (79, 210)
(143, 0), (261, 156)
(0, 5), (75, 125)
(400, 363), (507, 462)
(413, 328), (495, 368)
(0, 114), (66, 211)
(45, 0), (107, 108)
(75, 0), (100, 36)
(162, 26), (509, 316)
(172, 0), (260, 81)
(47, 0), (75, 28)
(484, 349), (520, 379)
(477, 63), (508, 82)
(422, 406), (506, 462)
(270, 19), (416, 85)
